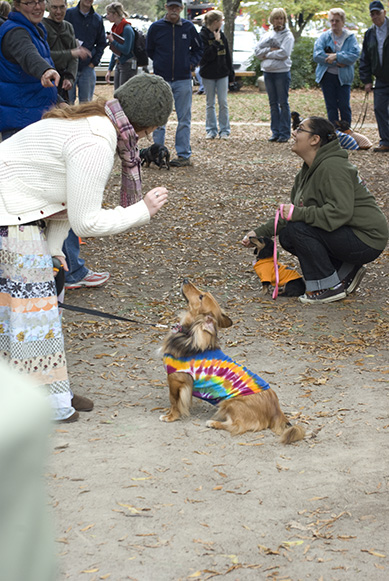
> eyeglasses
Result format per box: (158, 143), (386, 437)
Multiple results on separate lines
(51, 5), (67, 10)
(20, 0), (45, 6)
(296, 125), (315, 135)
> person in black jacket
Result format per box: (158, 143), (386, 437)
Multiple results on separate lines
(146, 0), (202, 167)
(359, 1), (389, 152)
(199, 10), (234, 139)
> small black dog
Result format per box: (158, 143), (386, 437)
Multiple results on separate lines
(250, 236), (306, 297)
(291, 111), (303, 131)
(140, 144), (170, 170)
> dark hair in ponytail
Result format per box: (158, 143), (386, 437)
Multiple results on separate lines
(307, 117), (337, 147)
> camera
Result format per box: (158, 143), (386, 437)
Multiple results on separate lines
(324, 46), (333, 53)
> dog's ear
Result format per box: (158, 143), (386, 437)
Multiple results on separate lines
(218, 312), (233, 328)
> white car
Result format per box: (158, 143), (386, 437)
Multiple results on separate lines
(232, 29), (257, 73)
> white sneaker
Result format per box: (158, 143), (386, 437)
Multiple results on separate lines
(220, 133), (230, 140)
(65, 270), (110, 289)
(206, 132), (216, 139)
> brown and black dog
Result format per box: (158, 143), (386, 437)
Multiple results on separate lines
(250, 236), (305, 297)
(140, 144), (170, 170)
(160, 280), (305, 444)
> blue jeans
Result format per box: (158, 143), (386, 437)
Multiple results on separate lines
(195, 66), (204, 91)
(264, 71), (291, 140)
(279, 221), (382, 292)
(153, 79), (192, 159)
(202, 76), (230, 137)
(62, 229), (88, 284)
(373, 80), (389, 146)
(320, 72), (351, 126)
(68, 65), (96, 104)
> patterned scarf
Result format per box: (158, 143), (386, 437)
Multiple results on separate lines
(104, 99), (142, 207)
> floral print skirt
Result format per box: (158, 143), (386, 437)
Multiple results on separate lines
(0, 223), (72, 412)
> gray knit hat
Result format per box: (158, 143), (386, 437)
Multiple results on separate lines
(114, 73), (173, 129)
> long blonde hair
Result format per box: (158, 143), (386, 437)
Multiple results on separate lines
(42, 99), (108, 120)
(42, 99), (146, 132)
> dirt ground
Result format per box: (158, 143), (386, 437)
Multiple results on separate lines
(48, 86), (389, 581)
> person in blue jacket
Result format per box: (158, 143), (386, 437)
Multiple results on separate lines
(146, 0), (203, 167)
(0, 0), (59, 140)
(313, 8), (360, 126)
(65, 0), (106, 104)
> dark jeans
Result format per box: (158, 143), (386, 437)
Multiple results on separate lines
(264, 71), (291, 140)
(320, 72), (351, 126)
(279, 221), (382, 292)
(373, 79), (389, 146)
(62, 229), (88, 284)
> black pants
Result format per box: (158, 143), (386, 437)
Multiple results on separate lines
(279, 221), (382, 292)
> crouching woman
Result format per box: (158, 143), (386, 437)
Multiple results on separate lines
(242, 117), (388, 304)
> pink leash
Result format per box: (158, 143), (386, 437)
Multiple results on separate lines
(272, 204), (294, 300)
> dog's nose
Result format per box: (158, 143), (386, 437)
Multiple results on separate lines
(182, 278), (189, 284)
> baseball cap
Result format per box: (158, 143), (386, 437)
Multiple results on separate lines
(369, 1), (384, 12)
(166, 1), (183, 6)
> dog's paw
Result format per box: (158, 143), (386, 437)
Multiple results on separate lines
(159, 413), (179, 423)
(206, 420), (216, 428)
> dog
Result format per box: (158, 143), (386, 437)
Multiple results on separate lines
(160, 279), (305, 444)
(291, 111), (302, 131)
(250, 236), (305, 297)
(140, 144), (170, 170)
(334, 120), (372, 150)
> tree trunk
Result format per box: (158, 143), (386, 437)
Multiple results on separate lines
(222, 0), (242, 56)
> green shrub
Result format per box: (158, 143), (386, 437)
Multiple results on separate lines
(352, 60), (364, 89)
(246, 54), (261, 84)
(290, 37), (316, 89)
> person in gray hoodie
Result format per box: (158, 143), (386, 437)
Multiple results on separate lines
(255, 7), (294, 142)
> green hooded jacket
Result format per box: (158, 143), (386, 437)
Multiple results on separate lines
(254, 140), (388, 251)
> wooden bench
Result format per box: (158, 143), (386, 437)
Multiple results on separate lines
(234, 71), (255, 78)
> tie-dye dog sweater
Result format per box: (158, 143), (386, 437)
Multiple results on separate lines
(163, 349), (270, 405)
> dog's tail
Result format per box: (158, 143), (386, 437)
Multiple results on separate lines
(280, 423), (305, 445)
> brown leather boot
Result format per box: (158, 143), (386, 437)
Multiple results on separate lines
(71, 394), (94, 412)
(58, 410), (80, 423)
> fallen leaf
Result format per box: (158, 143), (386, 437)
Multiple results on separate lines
(361, 549), (386, 558)
(80, 524), (95, 532)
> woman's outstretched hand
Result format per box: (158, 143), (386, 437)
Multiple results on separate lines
(242, 230), (257, 247)
(144, 187), (168, 217)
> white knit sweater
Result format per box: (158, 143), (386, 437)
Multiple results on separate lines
(0, 116), (150, 256)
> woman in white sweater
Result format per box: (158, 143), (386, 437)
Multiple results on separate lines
(255, 7), (294, 142)
(0, 73), (173, 423)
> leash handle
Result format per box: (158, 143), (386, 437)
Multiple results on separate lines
(272, 204), (294, 300)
